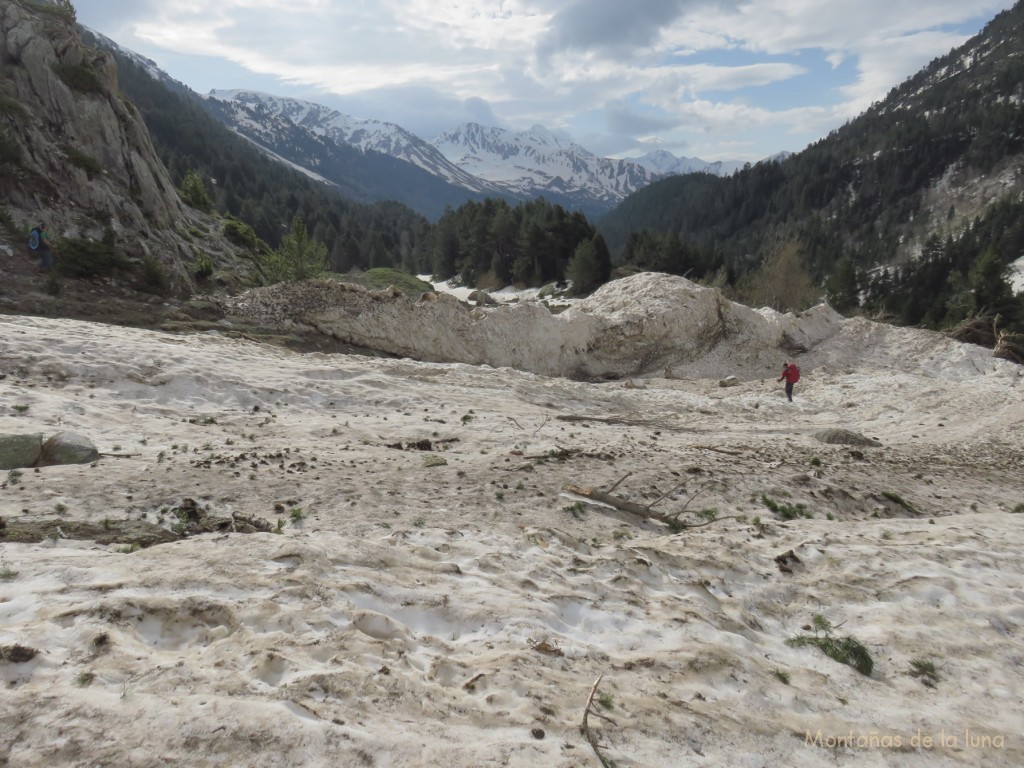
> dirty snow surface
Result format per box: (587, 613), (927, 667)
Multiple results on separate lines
(2, 274), (1023, 767)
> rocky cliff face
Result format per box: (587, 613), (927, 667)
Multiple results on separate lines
(0, 0), (247, 291)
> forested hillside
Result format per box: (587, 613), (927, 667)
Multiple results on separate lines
(96, 33), (432, 274)
(597, 1), (1024, 336)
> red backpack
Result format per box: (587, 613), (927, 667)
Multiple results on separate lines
(789, 364), (800, 382)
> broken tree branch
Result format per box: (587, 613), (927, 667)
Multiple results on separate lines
(647, 482), (686, 511)
(581, 673), (618, 768)
(606, 472), (632, 494)
(564, 483), (667, 522)
(697, 445), (743, 456)
(666, 484), (709, 519)
(565, 479), (739, 531)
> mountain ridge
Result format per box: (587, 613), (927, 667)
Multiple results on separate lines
(81, 27), (761, 220)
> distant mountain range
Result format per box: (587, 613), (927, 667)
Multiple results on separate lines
(87, 29), (758, 220)
(205, 90), (500, 196)
(201, 89), (756, 219)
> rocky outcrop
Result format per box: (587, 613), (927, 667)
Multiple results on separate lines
(0, 0), (247, 291)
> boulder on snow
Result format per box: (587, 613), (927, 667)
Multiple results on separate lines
(0, 433), (44, 470)
(467, 290), (496, 306)
(813, 429), (882, 448)
(1, 432), (99, 469)
(39, 432), (100, 466)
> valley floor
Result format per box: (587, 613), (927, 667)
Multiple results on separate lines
(1, 314), (1023, 767)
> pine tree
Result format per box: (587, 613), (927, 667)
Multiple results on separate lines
(179, 170), (213, 212)
(825, 256), (859, 313)
(566, 238), (602, 296)
(263, 214), (327, 283)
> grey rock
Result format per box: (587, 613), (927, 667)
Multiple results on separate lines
(813, 429), (882, 447)
(0, 433), (44, 469)
(718, 375), (739, 387)
(39, 431), (99, 466)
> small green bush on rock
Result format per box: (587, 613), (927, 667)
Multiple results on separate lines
(52, 62), (104, 94)
(58, 237), (131, 279)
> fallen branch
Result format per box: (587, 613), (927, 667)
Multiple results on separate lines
(519, 447), (615, 461)
(666, 484), (709, 518)
(670, 514), (744, 530)
(521, 446), (577, 460)
(580, 674), (618, 768)
(557, 414), (705, 433)
(647, 482), (685, 511)
(564, 483), (665, 522)
(606, 472), (632, 493)
(462, 673), (485, 691)
(696, 445), (743, 456)
(509, 416), (551, 434)
(564, 480), (739, 531)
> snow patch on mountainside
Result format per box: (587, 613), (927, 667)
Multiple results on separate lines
(1011, 255), (1024, 293)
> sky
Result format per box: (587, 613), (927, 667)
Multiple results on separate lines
(70, 0), (1017, 163)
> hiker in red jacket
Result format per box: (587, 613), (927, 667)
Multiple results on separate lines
(779, 362), (800, 402)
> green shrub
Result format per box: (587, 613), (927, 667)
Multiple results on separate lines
(0, 130), (22, 167)
(44, 271), (62, 296)
(223, 217), (259, 249)
(58, 237), (131, 278)
(762, 494), (812, 520)
(881, 491), (919, 514)
(0, 207), (17, 237)
(28, 0), (76, 22)
(0, 94), (28, 118)
(61, 144), (101, 178)
(788, 634), (874, 676)
(786, 614), (873, 676)
(909, 658), (940, 687)
(179, 170), (213, 212)
(134, 256), (170, 296)
(52, 62), (104, 94)
(193, 253), (214, 279)
(261, 214), (327, 283)
(337, 268), (434, 296)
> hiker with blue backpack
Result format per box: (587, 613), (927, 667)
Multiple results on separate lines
(28, 223), (56, 273)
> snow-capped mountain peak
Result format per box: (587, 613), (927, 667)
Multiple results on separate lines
(630, 149), (747, 177)
(430, 122), (656, 205)
(203, 90), (495, 193)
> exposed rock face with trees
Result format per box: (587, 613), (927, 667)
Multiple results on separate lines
(0, 0), (251, 292)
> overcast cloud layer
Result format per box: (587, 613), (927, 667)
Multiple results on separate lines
(72, 0), (1015, 162)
